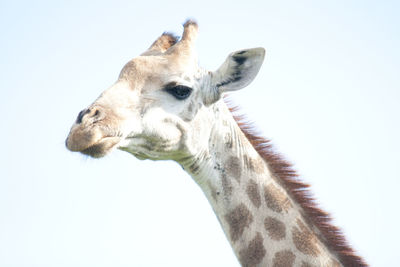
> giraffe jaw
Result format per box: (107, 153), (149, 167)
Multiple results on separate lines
(79, 136), (122, 158)
(117, 135), (185, 161)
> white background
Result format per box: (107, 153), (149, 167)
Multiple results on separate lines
(1, 1), (399, 266)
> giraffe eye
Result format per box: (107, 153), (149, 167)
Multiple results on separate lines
(165, 85), (192, 100)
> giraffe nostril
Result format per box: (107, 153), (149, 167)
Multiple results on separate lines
(76, 108), (102, 124)
(76, 109), (89, 124)
(76, 109), (93, 124)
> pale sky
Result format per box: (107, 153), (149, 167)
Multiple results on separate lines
(1, 1), (399, 266)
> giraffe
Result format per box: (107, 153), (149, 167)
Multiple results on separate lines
(66, 20), (367, 266)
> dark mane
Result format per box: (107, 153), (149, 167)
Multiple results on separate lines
(224, 98), (368, 267)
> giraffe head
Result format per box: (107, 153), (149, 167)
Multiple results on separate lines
(65, 21), (265, 160)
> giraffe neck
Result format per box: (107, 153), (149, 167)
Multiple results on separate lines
(180, 100), (341, 267)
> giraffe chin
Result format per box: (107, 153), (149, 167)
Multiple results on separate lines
(80, 137), (121, 158)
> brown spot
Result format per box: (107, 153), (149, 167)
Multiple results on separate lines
(238, 232), (266, 267)
(207, 181), (218, 202)
(147, 33), (178, 52)
(224, 204), (253, 242)
(292, 219), (320, 257)
(187, 102), (194, 113)
(188, 161), (201, 174)
(272, 250), (295, 267)
(264, 217), (286, 240)
(119, 61), (137, 81)
(224, 133), (233, 148)
(246, 180), (261, 208)
(301, 262), (314, 267)
(245, 155), (265, 174)
(221, 173), (233, 196)
(264, 183), (292, 213)
(225, 156), (242, 183)
(330, 259), (341, 267)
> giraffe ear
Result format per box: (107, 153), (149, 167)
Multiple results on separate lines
(211, 48), (265, 94)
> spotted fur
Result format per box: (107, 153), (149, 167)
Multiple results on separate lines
(224, 203), (253, 242)
(238, 232), (266, 267)
(225, 98), (368, 266)
(264, 216), (286, 241)
(272, 250), (295, 267)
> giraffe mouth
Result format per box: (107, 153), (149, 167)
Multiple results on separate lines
(80, 136), (122, 158)
(66, 120), (124, 158)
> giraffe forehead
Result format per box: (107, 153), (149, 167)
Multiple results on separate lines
(120, 55), (199, 80)
(119, 57), (167, 86)
(118, 59), (203, 99)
